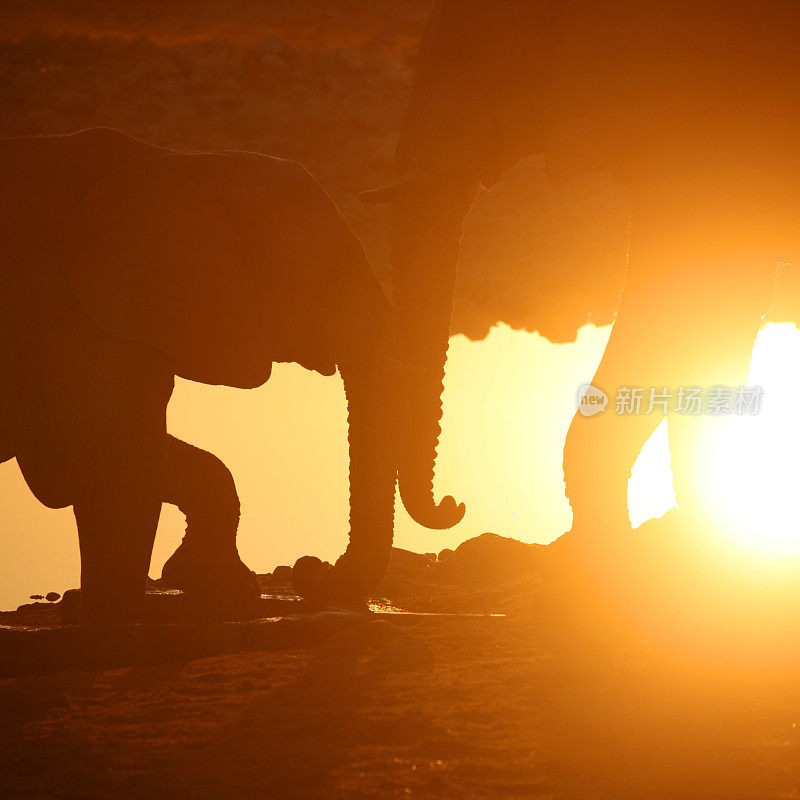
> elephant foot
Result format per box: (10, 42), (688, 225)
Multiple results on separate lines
(544, 523), (639, 587)
(161, 540), (260, 600)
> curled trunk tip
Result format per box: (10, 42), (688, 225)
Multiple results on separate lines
(401, 489), (466, 530)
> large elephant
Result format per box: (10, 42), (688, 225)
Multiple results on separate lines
(1, 127), (451, 623)
(366, 0), (800, 543)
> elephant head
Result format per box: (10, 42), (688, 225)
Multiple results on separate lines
(54, 145), (407, 602)
(360, 0), (551, 532)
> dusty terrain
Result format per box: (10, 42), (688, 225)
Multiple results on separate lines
(4, 523), (800, 798)
(4, 608), (800, 799)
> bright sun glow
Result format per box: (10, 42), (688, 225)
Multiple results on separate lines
(698, 324), (800, 555)
(630, 323), (800, 556)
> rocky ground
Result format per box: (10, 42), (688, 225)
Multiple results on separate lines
(4, 520), (800, 798)
(9, 516), (800, 654)
(4, 617), (800, 800)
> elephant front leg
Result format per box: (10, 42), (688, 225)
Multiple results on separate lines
(74, 452), (163, 624)
(45, 317), (176, 625)
(563, 181), (775, 546)
(160, 435), (259, 598)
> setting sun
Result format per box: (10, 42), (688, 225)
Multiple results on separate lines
(694, 324), (800, 555)
(630, 323), (800, 556)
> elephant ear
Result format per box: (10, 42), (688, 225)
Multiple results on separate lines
(58, 151), (360, 388)
(225, 150), (391, 370)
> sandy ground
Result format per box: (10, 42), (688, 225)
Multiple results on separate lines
(3, 613), (800, 800)
(3, 526), (800, 799)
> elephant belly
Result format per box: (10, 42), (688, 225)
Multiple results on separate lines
(13, 282), (174, 510)
(58, 151), (349, 390)
(0, 408), (17, 464)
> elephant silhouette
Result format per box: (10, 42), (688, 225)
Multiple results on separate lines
(1, 127), (457, 623)
(364, 0), (800, 543)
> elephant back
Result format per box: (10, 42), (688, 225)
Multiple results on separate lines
(1, 128), (165, 448)
(58, 150), (385, 388)
(0, 128), (164, 259)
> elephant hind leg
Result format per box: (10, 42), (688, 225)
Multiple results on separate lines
(160, 435), (259, 598)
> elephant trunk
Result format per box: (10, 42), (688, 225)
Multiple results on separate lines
(340, 359), (397, 593)
(296, 357), (398, 604)
(387, 170), (478, 529)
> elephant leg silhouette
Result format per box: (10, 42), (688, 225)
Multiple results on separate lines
(664, 316), (763, 530)
(73, 441), (164, 625)
(564, 179), (776, 540)
(14, 285), (175, 623)
(160, 435), (258, 597)
(67, 335), (174, 624)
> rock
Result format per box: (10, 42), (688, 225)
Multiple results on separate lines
(291, 556), (325, 596)
(45, 592), (61, 603)
(437, 548), (454, 563)
(388, 547), (434, 571)
(59, 588), (81, 625)
(255, 573), (272, 591)
(29, 595), (44, 601)
(270, 565), (293, 585)
(375, 548), (439, 600)
(441, 533), (544, 582)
